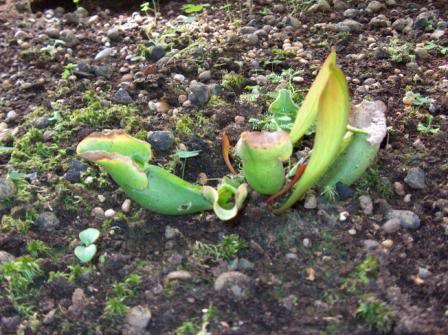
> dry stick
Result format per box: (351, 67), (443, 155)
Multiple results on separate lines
(222, 133), (237, 175)
(266, 164), (307, 207)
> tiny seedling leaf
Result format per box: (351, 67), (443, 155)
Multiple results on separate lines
(79, 228), (100, 246)
(0, 146), (13, 154)
(75, 244), (97, 263)
(174, 150), (201, 159)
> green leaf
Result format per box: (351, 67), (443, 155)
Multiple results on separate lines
(182, 3), (209, 14)
(289, 51), (336, 144)
(236, 131), (292, 195)
(268, 89), (298, 131)
(74, 244), (97, 263)
(275, 61), (350, 213)
(0, 146), (13, 154)
(79, 228), (100, 246)
(174, 150), (201, 159)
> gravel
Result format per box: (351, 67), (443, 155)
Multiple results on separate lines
(386, 210), (421, 230)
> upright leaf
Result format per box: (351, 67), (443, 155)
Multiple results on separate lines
(289, 51), (336, 144)
(275, 63), (349, 213)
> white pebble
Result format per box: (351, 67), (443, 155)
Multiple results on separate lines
(104, 209), (116, 218)
(121, 199), (131, 213)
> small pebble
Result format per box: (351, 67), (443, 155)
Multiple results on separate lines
(348, 228), (357, 235)
(104, 209), (116, 218)
(339, 211), (349, 221)
(302, 238), (311, 248)
(382, 239), (394, 248)
(121, 199), (131, 213)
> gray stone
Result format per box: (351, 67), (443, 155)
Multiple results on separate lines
(94, 65), (113, 79)
(386, 210), (421, 230)
(418, 267), (431, 279)
(382, 218), (401, 233)
(282, 16), (301, 29)
(367, 1), (385, 13)
(308, 0), (331, 12)
(165, 225), (180, 240)
(188, 82), (210, 106)
(5, 111), (18, 123)
(431, 29), (445, 40)
(147, 131), (174, 153)
(273, 4), (286, 13)
(166, 270), (192, 281)
(404, 167), (426, 189)
(126, 305), (151, 331)
(414, 11), (436, 31)
(364, 239), (379, 251)
(107, 28), (121, 41)
(392, 18), (412, 32)
(94, 47), (114, 61)
(415, 47), (430, 60)
(112, 88), (133, 105)
(214, 271), (251, 299)
(304, 194), (317, 209)
(36, 212), (60, 233)
(359, 195), (374, 215)
(60, 29), (78, 47)
(198, 70), (212, 82)
(238, 258), (255, 270)
(343, 8), (359, 18)
(333, 0), (348, 11)
(35, 116), (49, 129)
(335, 19), (364, 33)
(0, 178), (16, 201)
(75, 7), (89, 17)
(149, 46), (166, 62)
(245, 33), (259, 46)
(64, 159), (88, 183)
(0, 250), (15, 264)
(240, 26), (256, 35)
(369, 15), (390, 28)
(45, 27), (60, 38)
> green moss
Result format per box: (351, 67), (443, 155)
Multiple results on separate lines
(222, 72), (246, 91)
(1, 209), (37, 234)
(344, 256), (379, 293)
(357, 296), (393, 333)
(355, 167), (393, 199)
(388, 38), (415, 63)
(192, 234), (248, 263)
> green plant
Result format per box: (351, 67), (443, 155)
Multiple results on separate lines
(77, 131), (248, 221)
(344, 256), (379, 293)
(26, 240), (50, 258)
(356, 297), (393, 333)
(1, 209), (37, 234)
(182, 3), (209, 14)
(176, 304), (217, 335)
(74, 228), (100, 263)
(387, 38), (415, 63)
(0, 256), (42, 316)
(192, 234), (248, 263)
(222, 72), (246, 91)
(417, 115), (440, 134)
(103, 274), (142, 319)
(61, 63), (76, 80)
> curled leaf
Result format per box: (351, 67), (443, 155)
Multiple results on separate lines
(202, 178), (248, 221)
(236, 131), (292, 195)
(222, 133), (237, 175)
(268, 89), (298, 131)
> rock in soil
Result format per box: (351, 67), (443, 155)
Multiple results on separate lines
(35, 212), (60, 233)
(125, 305), (152, 331)
(214, 271), (252, 299)
(147, 131), (174, 153)
(386, 210), (421, 230)
(0, 250), (15, 264)
(0, 178), (16, 201)
(64, 159), (88, 184)
(382, 218), (401, 234)
(112, 88), (133, 105)
(404, 167), (426, 190)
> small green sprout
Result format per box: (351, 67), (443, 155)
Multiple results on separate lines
(192, 234), (248, 263)
(174, 150), (201, 179)
(176, 304), (217, 335)
(26, 240), (50, 258)
(61, 63), (76, 80)
(74, 228), (100, 263)
(356, 297), (393, 333)
(222, 72), (246, 91)
(182, 3), (209, 14)
(103, 274), (142, 319)
(417, 115), (440, 134)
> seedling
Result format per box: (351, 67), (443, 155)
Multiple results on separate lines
(192, 234), (248, 263)
(61, 63), (76, 80)
(182, 3), (209, 14)
(173, 149), (201, 179)
(357, 297), (393, 333)
(74, 228), (100, 263)
(417, 115), (440, 134)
